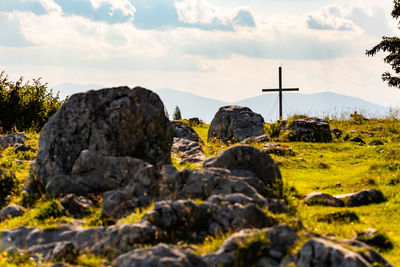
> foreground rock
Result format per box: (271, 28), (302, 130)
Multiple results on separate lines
(203, 145), (282, 195)
(30, 86), (173, 196)
(113, 243), (207, 267)
(284, 117), (332, 142)
(208, 106), (265, 143)
(171, 138), (205, 164)
(203, 224), (298, 266)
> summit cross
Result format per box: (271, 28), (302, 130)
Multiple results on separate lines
(262, 67), (299, 121)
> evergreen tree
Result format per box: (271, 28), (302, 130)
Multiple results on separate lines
(173, 106), (182, 120)
(165, 109), (169, 119)
(366, 0), (400, 88)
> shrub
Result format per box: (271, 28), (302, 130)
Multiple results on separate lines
(0, 71), (64, 132)
(35, 199), (64, 220)
(0, 169), (18, 208)
(315, 210), (359, 224)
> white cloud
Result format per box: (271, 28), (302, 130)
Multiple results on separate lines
(89, 0), (135, 18)
(306, 5), (356, 31)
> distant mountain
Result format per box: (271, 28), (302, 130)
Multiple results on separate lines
(51, 84), (390, 123)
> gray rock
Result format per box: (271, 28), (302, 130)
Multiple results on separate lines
(45, 150), (160, 197)
(262, 143), (294, 156)
(0, 132), (29, 150)
(208, 105), (265, 143)
(30, 86), (173, 195)
(13, 143), (32, 153)
(203, 224), (298, 266)
(335, 189), (385, 207)
(297, 237), (393, 267)
(113, 243), (207, 267)
(0, 204), (25, 222)
(332, 128), (343, 138)
(304, 192), (345, 207)
(171, 121), (203, 144)
(285, 117), (332, 142)
(203, 145), (282, 196)
(350, 137), (366, 144)
(240, 134), (272, 144)
(171, 138), (205, 164)
(60, 194), (94, 218)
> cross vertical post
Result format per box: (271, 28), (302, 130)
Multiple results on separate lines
(262, 67), (299, 122)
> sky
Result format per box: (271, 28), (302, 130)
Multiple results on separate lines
(1, 0), (400, 108)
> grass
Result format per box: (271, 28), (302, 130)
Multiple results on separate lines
(1, 115), (400, 265)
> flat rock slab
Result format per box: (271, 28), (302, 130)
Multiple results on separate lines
(208, 105), (265, 143)
(304, 192), (345, 207)
(30, 86), (173, 195)
(334, 189), (385, 207)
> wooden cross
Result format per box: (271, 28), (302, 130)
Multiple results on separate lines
(262, 67), (299, 121)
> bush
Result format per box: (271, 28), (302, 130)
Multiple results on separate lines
(0, 169), (18, 208)
(0, 71), (64, 132)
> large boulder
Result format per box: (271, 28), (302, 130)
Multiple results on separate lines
(30, 86), (173, 195)
(285, 117), (332, 142)
(203, 145), (282, 195)
(208, 106), (265, 143)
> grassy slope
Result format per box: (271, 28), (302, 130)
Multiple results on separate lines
(1, 118), (400, 265)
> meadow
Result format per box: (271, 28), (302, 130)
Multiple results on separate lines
(1, 115), (400, 265)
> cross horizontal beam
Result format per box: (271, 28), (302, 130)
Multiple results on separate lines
(262, 88), (299, 92)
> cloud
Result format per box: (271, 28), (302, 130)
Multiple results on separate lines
(0, 0), (47, 15)
(306, 4), (391, 36)
(175, 0), (255, 30)
(306, 6), (355, 31)
(53, 0), (135, 23)
(0, 12), (33, 47)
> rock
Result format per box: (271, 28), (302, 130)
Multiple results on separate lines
(0, 204), (25, 222)
(113, 243), (207, 267)
(203, 224), (298, 266)
(355, 228), (394, 252)
(13, 143), (32, 153)
(49, 242), (78, 262)
(45, 150), (160, 197)
(60, 194), (94, 218)
(143, 200), (276, 240)
(240, 134), (272, 144)
(208, 105), (265, 143)
(304, 192), (345, 207)
(285, 117), (332, 142)
(262, 143), (294, 156)
(298, 238), (373, 267)
(30, 87), (173, 195)
(158, 165), (273, 205)
(298, 237), (394, 267)
(331, 128), (343, 138)
(203, 145), (282, 195)
(369, 140), (384, 146)
(171, 138), (205, 164)
(0, 132), (29, 150)
(171, 121), (203, 144)
(335, 189), (385, 207)
(350, 137), (366, 144)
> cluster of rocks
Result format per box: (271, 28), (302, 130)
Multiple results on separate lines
(171, 121), (205, 164)
(0, 132), (31, 153)
(283, 117), (332, 142)
(305, 189), (385, 207)
(0, 87), (392, 266)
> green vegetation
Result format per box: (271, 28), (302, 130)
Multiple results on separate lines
(0, 71), (64, 132)
(2, 113), (400, 265)
(173, 105), (182, 120)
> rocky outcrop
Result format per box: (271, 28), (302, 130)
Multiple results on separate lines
(59, 194), (94, 218)
(285, 117), (332, 142)
(113, 243), (207, 267)
(304, 192), (345, 207)
(171, 138), (205, 164)
(203, 145), (282, 195)
(171, 121), (203, 144)
(30, 87), (173, 196)
(208, 106), (265, 143)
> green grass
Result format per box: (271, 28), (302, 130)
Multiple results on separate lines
(2, 117), (400, 265)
